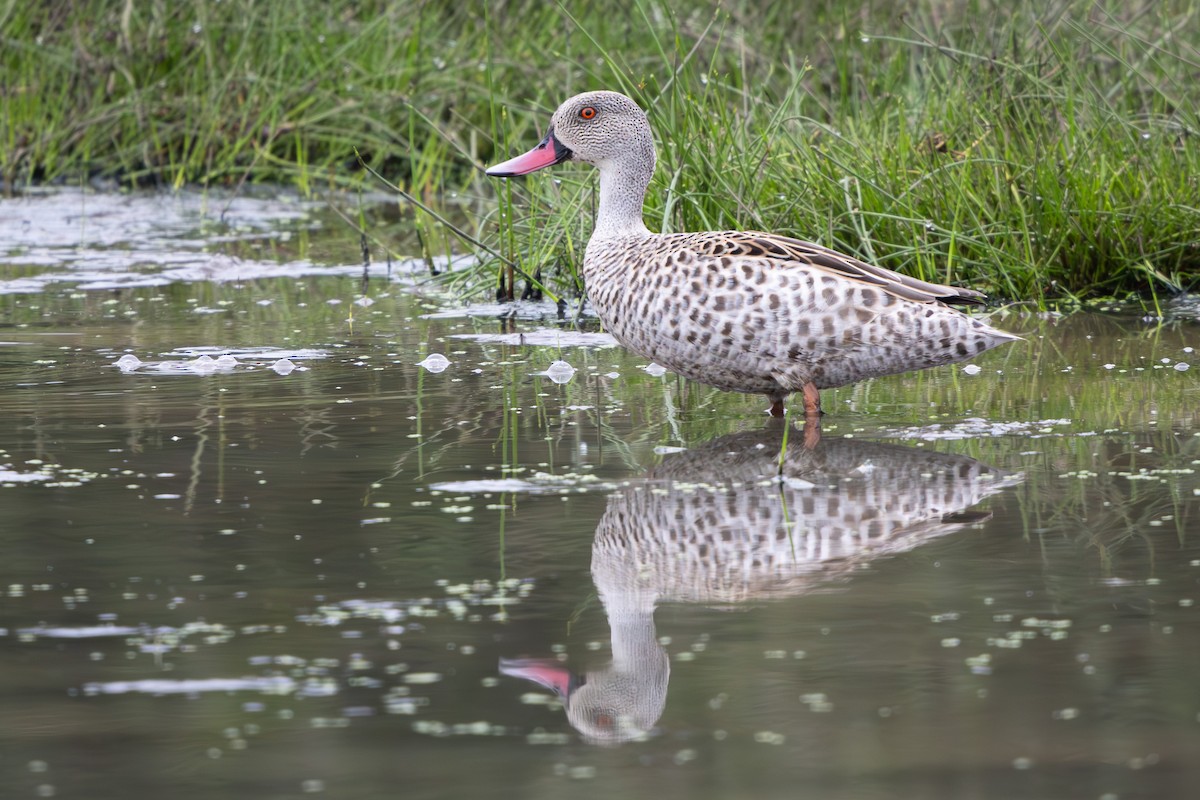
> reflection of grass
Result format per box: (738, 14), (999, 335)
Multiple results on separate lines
(6, 277), (1196, 611)
(597, 312), (1200, 441)
(3, 1), (1198, 300)
(1013, 432), (1200, 583)
(4, 282), (1195, 438)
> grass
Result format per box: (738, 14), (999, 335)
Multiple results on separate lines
(2, 0), (1199, 303)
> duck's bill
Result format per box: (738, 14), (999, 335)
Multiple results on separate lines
(486, 129), (573, 176)
(499, 657), (579, 698)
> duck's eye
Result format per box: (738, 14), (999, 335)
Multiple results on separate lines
(579, 107), (597, 120)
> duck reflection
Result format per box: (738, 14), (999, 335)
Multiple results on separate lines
(501, 427), (1021, 743)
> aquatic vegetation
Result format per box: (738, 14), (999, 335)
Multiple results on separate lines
(2, 1), (1197, 301)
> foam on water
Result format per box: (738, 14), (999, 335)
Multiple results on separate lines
(85, 677), (299, 696)
(886, 418), (1076, 440)
(421, 300), (584, 321)
(0, 188), (471, 294)
(452, 329), (618, 347)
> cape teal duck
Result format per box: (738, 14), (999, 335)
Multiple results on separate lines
(487, 91), (1019, 426)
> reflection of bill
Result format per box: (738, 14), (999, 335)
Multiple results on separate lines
(501, 427), (1021, 744)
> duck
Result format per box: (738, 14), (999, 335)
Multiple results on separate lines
(500, 428), (1021, 743)
(486, 91), (1019, 428)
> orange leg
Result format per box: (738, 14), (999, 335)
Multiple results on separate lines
(801, 382), (822, 418)
(801, 382), (822, 449)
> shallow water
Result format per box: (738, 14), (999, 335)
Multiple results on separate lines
(2, 189), (1200, 799)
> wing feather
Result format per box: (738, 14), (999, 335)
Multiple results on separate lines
(689, 231), (988, 307)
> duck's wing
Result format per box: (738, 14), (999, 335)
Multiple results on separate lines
(688, 231), (988, 307)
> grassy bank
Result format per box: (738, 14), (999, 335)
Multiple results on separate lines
(3, 0), (1198, 303)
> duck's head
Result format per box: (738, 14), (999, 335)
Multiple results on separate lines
(499, 656), (664, 744)
(486, 91), (653, 177)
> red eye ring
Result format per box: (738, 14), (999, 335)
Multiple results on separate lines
(580, 107), (596, 120)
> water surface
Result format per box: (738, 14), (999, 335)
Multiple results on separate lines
(2, 189), (1199, 799)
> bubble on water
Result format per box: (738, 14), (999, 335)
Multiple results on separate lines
(215, 354), (238, 368)
(643, 363), (667, 377)
(961, 364), (982, 375)
(115, 354), (141, 372)
(354, 296), (374, 308)
(417, 354), (450, 373)
(675, 748), (698, 764)
(1174, 362), (1190, 371)
(271, 359), (296, 375)
(1103, 363), (1116, 370)
(543, 360), (577, 384)
(191, 355), (217, 373)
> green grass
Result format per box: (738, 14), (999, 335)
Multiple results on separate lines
(2, 0), (1199, 303)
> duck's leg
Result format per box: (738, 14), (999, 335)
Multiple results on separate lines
(801, 382), (822, 418)
(801, 382), (822, 449)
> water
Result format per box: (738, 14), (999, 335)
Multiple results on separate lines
(2, 188), (1200, 799)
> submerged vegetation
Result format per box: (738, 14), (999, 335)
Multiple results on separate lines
(2, 0), (1199, 303)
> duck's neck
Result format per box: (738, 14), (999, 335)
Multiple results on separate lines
(592, 146), (655, 241)
(606, 602), (666, 673)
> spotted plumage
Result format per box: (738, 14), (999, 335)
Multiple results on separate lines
(501, 429), (1021, 742)
(592, 429), (1020, 605)
(487, 90), (1020, 421)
